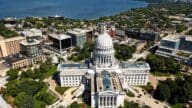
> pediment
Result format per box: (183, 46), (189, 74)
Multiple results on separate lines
(99, 90), (118, 95)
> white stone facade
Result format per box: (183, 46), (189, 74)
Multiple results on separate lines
(60, 75), (83, 87)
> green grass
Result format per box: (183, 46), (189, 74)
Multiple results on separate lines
(43, 65), (57, 79)
(152, 71), (185, 77)
(67, 102), (91, 108)
(126, 92), (135, 97)
(55, 86), (70, 95)
(141, 83), (154, 93)
(171, 103), (185, 108)
(152, 72), (172, 76)
(124, 101), (139, 108)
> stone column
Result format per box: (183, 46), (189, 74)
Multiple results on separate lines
(112, 96), (114, 107)
(104, 97), (106, 106)
(109, 96), (111, 107)
(114, 96), (116, 106)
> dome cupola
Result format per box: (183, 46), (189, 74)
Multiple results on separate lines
(95, 32), (113, 50)
(92, 32), (115, 68)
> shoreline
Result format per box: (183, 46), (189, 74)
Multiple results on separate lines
(0, 0), (148, 20)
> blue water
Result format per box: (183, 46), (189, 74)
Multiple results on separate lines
(0, 0), (147, 19)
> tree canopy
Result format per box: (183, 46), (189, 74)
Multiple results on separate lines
(6, 68), (18, 80)
(146, 54), (181, 74)
(153, 75), (192, 105)
(114, 43), (136, 61)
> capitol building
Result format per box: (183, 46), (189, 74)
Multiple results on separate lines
(58, 31), (150, 108)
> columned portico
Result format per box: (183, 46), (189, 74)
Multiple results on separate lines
(98, 95), (117, 108)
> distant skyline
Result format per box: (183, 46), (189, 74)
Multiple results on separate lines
(0, 0), (147, 19)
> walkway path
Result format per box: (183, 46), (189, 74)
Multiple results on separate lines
(126, 87), (170, 108)
(45, 77), (79, 108)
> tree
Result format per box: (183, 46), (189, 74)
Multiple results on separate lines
(36, 92), (55, 105)
(6, 69), (18, 80)
(20, 69), (34, 79)
(146, 54), (181, 74)
(153, 83), (170, 101)
(34, 100), (46, 108)
(39, 63), (49, 73)
(6, 79), (44, 97)
(114, 44), (135, 61)
(33, 68), (43, 80)
(15, 92), (35, 108)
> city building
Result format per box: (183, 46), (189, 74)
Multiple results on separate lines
(125, 28), (160, 41)
(6, 54), (45, 69)
(0, 36), (25, 58)
(67, 28), (87, 46)
(140, 29), (160, 41)
(48, 33), (72, 54)
(5, 38), (45, 69)
(20, 38), (43, 57)
(155, 34), (192, 65)
(85, 28), (94, 42)
(19, 28), (42, 37)
(97, 23), (116, 38)
(58, 31), (150, 108)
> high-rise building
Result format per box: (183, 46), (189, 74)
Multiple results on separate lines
(6, 38), (45, 69)
(0, 36), (25, 58)
(67, 28), (87, 46)
(156, 34), (192, 65)
(48, 33), (72, 54)
(20, 38), (42, 57)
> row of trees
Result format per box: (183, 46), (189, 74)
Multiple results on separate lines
(146, 54), (182, 74)
(153, 75), (192, 105)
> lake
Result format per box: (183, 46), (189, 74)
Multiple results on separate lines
(0, 0), (147, 19)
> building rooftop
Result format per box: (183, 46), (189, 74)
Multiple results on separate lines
(67, 28), (86, 36)
(59, 63), (87, 69)
(96, 71), (124, 92)
(185, 36), (192, 41)
(20, 39), (41, 46)
(5, 54), (27, 63)
(119, 61), (150, 70)
(2, 36), (25, 42)
(20, 28), (42, 37)
(162, 34), (182, 42)
(58, 63), (88, 76)
(49, 34), (71, 40)
(140, 28), (158, 34)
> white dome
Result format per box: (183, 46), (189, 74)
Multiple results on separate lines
(96, 32), (113, 49)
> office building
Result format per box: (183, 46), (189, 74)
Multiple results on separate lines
(125, 28), (159, 41)
(67, 28), (87, 46)
(0, 36), (25, 58)
(20, 38), (42, 57)
(19, 28), (42, 37)
(156, 34), (192, 65)
(48, 33), (72, 54)
(6, 38), (45, 69)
